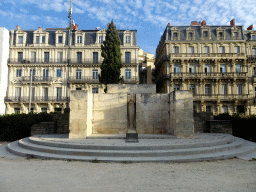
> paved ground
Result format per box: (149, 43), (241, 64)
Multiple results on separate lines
(1, 141), (256, 192)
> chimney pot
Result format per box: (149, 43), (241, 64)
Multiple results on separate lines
(168, 23), (170, 26)
(75, 24), (78, 30)
(191, 21), (199, 26)
(16, 25), (20, 30)
(201, 20), (206, 26)
(247, 25), (254, 30)
(38, 27), (40, 29)
(230, 18), (235, 26)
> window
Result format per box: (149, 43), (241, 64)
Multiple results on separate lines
(76, 69), (82, 80)
(189, 64), (195, 73)
(54, 108), (62, 112)
(93, 52), (98, 63)
(204, 46), (209, 53)
(27, 108), (34, 113)
(174, 64), (180, 73)
(44, 52), (49, 63)
(205, 84), (211, 95)
(206, 106), (211, 113)
(126, 36), (131, 43)
(221, 84), (227, 95)
(43, 88), (48, 101)
(15, 87), (21, 101)
(16, 69), (22, 77)
(252, 48), (256, 55)
(233, 32), (238, 37)
(56, 69), (62, 77)
(31, 87), (35, 101)
(58, 36), (63, 43)
(188, 32), (192, 37)
(43, 69), (49, 81)
(189, 84), (195, 94)
(41, 108), (47, 112)
(218, 32), (223, 37)
(42, 36), (45, 43)
(173, 33), (178, 38)
(125, 69), (131, 79)
(220, 64), (226, 73)
(92, 69), (98, 79)
(234, 46), (240, 53)
(203, 31), (208, 37)
(222, 106), (228, 113)
(205, 64), (211, 73)
(252, 35), (255, 40)
(30, 69), (36, 77)
(235, 64), (241, 72)
(18, 52), (23, 63)
(56, 87), (62, 101)
(77, 52), (82, 63)
(14, 108), (20, 114)
(125, 52), (131, 63)
(219, 46), (225, 53)
(188, 46), (194, 53)
(174, 84), (180, 91)
(77, 36), (82, 43)
(18, 36), (23, 44)
(99, 36), (103, 43)
(174, 46), (179, 53)
(76, 88), (82, 90)
(31, 52), (36, 63)
(92, 88), (98, 93)
(57, 52), (63, 63)
(237, 84), (242, 94)
(36, 36), (39, 44)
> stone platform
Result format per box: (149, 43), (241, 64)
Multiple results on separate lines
(7, 133), (256, 162)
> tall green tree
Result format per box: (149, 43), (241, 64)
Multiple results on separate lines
(100, 19), (122, 92)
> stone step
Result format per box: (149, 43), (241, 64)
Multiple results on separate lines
(7, 139), (256, 162)
(27, 135), (235, 151)
(7, 135), (244, 158)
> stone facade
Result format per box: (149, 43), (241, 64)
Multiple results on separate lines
(154, 20), (256, 115)
(69, 84), (194, 138)
(5, 25), (139, 114)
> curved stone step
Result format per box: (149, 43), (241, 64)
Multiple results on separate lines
(7, 138), (256, 162)
(10, 136), (244, 158)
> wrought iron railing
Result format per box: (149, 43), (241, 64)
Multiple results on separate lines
(123, 76), (138, 83)
(169, 53), (246, 58)
(193, 94), (249, 100)
(69, 58), (103, 64)
(68, 76), (99, 83)
(247, 55), (256, 60)
(8, 58), (69, 64)
(166, 72), (247, 78)
(21, 76), (53, 82)
(4, 96), (70, 102)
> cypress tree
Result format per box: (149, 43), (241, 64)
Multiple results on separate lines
(100, 19), (122, 92)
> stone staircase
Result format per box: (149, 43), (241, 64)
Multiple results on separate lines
(7, 133), (256, 162)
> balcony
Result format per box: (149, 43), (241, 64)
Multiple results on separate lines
(193, 94), (249, 101)
(68, 76), (99, 83)
(69, 58), (103, 65)
(122, 59), (138, 66)
(4, 96), (70, 103)
(169, 53), (246, 59)
(8, 58), (68, 64)
(123, 76), (138, 84)
(20, 76), (53, 84)
(247, 55), (256, 60)
(166, 72), (247, 80)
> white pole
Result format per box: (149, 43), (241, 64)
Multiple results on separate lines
(29, 70), (32, 113)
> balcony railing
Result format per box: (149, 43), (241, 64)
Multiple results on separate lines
(8, 58), (68, 64)
(122, 59), (138, 65)
(68, 76), (99, 83)
(169, 53), (246, 58)
(193, 94), (249, 100)
(247, 55), (256, 60)
(123, 76), (138, 83)
(21, 76), (53, 83)
(4, 96), (70, 102)
(166, 72), (247, 79)
(69, 58), (103, 64)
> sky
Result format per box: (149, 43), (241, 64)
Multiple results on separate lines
(0, 0), (256, 55)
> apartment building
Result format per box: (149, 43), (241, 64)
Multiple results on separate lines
(5, 25), (139, 114)
(155, 19), (256, 115)
(138, 49), (155, 84)
(0, 27), (9, 115)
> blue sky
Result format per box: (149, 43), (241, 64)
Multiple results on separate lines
(1, 0), (256, 55)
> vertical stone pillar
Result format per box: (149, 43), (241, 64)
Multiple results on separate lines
(169, 90), (194, 138)
(69, 90), (92, 139)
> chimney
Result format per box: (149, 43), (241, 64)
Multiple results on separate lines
(247, 25), (253, 30)
(191, 21), (199, 26)
(201, 20), (206, 26)
(230, 18), (235, 26)
(199, 21), (201, 26)
(16, 25), (20, 30)
(38, 27), (40, 29)
(75, 24), (78, 30)
(168, 23), (170, 26)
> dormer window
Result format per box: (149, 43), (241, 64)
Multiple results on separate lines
(188, 33), (193, 38)
(218, 32), (223, 37)
(36, 36), (39, 44)
(18, 36), (23, 44)
(173, 33), (177, 38)
(233, 32), (238, 37)
(126, 36), (131, 43)
(58, 36), (63, 43)
(42, 36), (45, 43)
(77, 36), (82, 43)
(252, 35), (255, 40)
(99, 36), (103, 43)
(203, 31), (208, 37)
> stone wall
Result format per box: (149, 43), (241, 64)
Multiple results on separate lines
(136, 94), (169, 134)
(194, 112), (214, 133)
(92, 93), (127, 134)
(207, 120), (232, 134)
(107, 84), (156, 94)
(31, 122), (56, 135)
